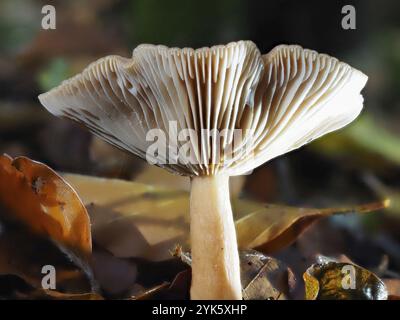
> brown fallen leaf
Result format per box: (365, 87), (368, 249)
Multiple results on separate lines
(0, 220), (93, 296)
(63, 173), (387, 261)
(0, 155), (96, 297)
(174, 246), (295, 300)
(0, 155), (91, 257)
(240, 250), (296, 300)
(304, 260), (388, 300)
(63, 173), (190, 261)
(236, 201), (390, 254)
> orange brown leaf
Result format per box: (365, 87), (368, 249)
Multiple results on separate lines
(0, 155), (91, 256)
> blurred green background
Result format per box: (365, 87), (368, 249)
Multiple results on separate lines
(1, 0), (400, 272)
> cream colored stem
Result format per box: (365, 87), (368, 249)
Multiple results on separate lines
(190, 175), (242, 300)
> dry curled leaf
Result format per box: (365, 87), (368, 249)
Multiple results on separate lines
(0, 155), (91, 257)
(63, 173), (387, 261)
(304, 260), (388, 300)
(236, 201), (390, 253)
(0, 156), (97, 298)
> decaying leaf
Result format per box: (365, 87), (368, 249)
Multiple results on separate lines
(304, 259), (388, 300)
(63, 173), (387, 261)
(0, 155), (91, 257)
(236, 201), (389, 253)
(174, 247), (295, 300)
(240, 250), (296, 300)
(0, 155), (96, 298)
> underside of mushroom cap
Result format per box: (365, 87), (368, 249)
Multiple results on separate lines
(229, 45), (368, 175)
(39, 41), (367, 176)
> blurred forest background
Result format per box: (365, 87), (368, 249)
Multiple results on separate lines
(1, 0), (400, 297)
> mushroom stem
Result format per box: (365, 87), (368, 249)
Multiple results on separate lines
(190, 175), (242, 300)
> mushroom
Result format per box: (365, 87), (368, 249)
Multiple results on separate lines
(38, 41), (367, 300)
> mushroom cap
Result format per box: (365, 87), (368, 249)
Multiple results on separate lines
(39, 41), (367, 176)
